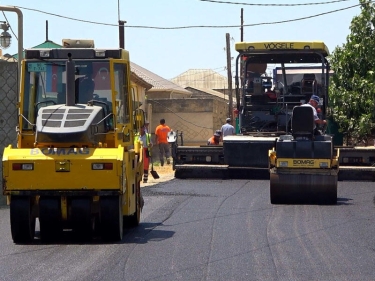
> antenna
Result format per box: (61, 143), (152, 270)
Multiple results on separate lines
(46, 20), (48, 41)
(118, 0), (120, 22)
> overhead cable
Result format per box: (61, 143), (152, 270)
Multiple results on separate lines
(11, 3), (360, 30)
(199, 0), (352, 6)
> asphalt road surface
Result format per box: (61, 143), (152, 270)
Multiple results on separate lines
(1, 178), (375, 281)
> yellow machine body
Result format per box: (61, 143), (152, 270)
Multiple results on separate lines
(3, 41), (145, 243)
(3, 146), (125, 191)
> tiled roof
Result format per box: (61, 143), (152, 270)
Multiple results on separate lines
(0, 53), (16, 62)
(171, 69), (229, 89)
(130, 62), (191, 95)
(33, 40), (63, 49)
(130, 71), (153, 90)
(13, 40), (63, 59)
(187, 86), (236, 104)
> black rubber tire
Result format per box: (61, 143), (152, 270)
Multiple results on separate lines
(71, 197), (93, 241)
(270, 190), (281, 204)
(127, 183), (141, 227)
(323, 191), (338, 205)
(39, 197), (61, 242)
(10, 196), (35, 243)
(100, 196), (123, 241)
(270, 185), (281, 204)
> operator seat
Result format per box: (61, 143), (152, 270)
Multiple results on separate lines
(75, 76), (95, 104)
(246, 72), (261, 94)
(291, 106), (314, 140)
(301, 73), (317, 95)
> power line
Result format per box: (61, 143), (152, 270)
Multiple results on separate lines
(12, 3), (360, 30)
(199, 0), (353, 6)
(14, 6), (118, 27)
(240, 3), (360, 28)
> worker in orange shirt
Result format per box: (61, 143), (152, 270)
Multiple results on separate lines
(207, 130), (221, 145)
(155, 118), (171, 166)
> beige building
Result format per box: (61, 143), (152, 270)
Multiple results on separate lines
(135, 68), (232, 145)
(130, 64), (153, 113)
(148, 97), (228, 145)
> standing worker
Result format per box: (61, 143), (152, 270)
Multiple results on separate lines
(221, 118), (235, 140)
(301, 95), (327, 135)
(138, 125), (152, 183)
(155, 118), (171, 166)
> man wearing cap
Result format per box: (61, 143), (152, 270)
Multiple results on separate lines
(301, 95), (327, 134)
(207, 131), (221, 145)
(221, 118), (235, 139)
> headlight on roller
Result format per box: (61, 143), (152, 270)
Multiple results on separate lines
(12, 163), (34, 170)
(92, 163), (113, 170)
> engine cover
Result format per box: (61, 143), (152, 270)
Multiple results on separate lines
(35, 104), (107, 146)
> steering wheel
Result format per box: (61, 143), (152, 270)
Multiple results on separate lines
(316, 122), (327, 136)
(321, 122), (328, 135)
(90, 99), (111, 130)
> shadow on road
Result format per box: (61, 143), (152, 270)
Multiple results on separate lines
(16, 222), (175, 246)
(336, 197), (353, 205)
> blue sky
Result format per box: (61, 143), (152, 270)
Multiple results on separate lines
(0, 0), (361, 79)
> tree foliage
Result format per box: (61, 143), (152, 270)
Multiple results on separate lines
(329, 0), (375, 143)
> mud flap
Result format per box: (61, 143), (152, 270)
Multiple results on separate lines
(270, 169), (337, 205)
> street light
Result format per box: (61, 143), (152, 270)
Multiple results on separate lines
(0, 21), (11, 49)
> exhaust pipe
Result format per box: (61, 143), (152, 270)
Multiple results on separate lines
(66, 53), (76, 106)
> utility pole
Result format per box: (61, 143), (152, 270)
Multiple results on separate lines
(239, 8), (244, 87)
(235, 8), (245, 133)
(119, 20), (126, 49)
(240, 8), (244, 42)
(226, 33), (233, 121)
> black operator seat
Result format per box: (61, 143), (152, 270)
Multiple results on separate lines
(301, 73), (317, 95)
(292, 106), (314, 140)
(75, 76), (95, 104)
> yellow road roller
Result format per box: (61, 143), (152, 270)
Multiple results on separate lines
(269, 105), (339, 204)
(2, 39), (145, 243)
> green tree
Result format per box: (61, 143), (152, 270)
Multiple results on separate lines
(329, 0), (375, 144)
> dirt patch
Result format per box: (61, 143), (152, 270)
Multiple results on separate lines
(152, 164), (173, 175)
